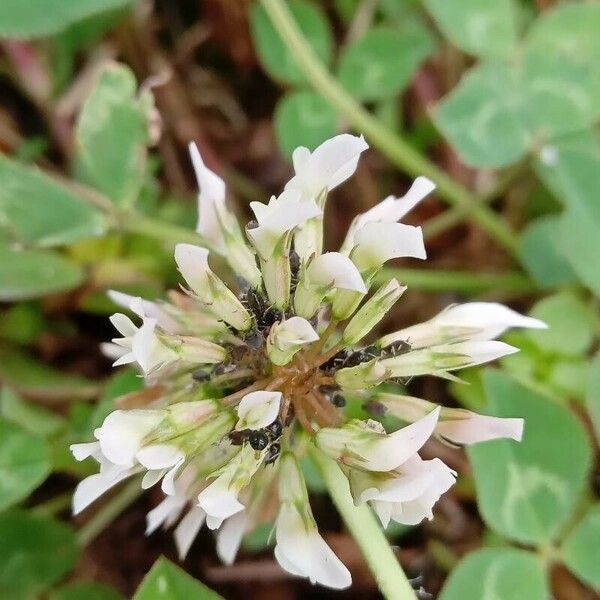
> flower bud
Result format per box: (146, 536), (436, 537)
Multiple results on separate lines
(266, 317), (319, 366)
(174, 243), (252, 331)
(342, 279), (405, 345)
(235, 390), (282, 430)
(334, 358), (389, 390)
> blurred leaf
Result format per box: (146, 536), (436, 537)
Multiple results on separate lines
(51, 582), (125, 600)
(518, 215), (577, 287)
(468, 371), (592, 544)
(133, 557), (224, 599)
(0, 418), (51, 510)
(434, 61), (527, 167)
(1, 387), (65, 437)
(0, 302), (44, 345)
(0, 346), (98, 402)
(435, 4), (600, 167)
(242, 522), (274, 552)
(274, 90), (336, 158)
(0, 156), (106, 246)
(439, 548), (547, 600)
(587, 353), (600, 442)
(0, 0), (134, 38)
(561, 504), (600, 590)
(0, 510), (78, 600)
(75, 63), (151, 207)
(251, 0), (333, 85)
(0, 247), (84, 301)
(535, 131), (600, 295)
(337, 25), (434, 101)
(526, 291), (595, 357)
(423, 0), (517, 59)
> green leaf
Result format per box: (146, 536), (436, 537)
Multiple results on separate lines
(518, 215), (577, 287)
(433, 62), (528, 167)
(0, 346), (98, 402)
(526, 291), (595, 357)
(0, 302), (45, 345)
(0, 510), (78, 600)
(423, 0), (518, 59)
(535, 131), (600, 294)
(561, 504), (600, 590)
(468, 371), (592, 544)
(51, 582), (124, 600)
(274, 90), (336, 158)
(337, 25), (434, 101)
(439, 548), (548, 600)
(587, 354), (600, 443)
(0, 156), (106, 246)
(435, 4), (600, 167)
(0, 247), (84, 301)
(75, 63), (151, 207)
(250, 0), (333, 85)
(133, 557), (224, 600)
(0, 418), (51, 511)
(0, 0), (133, 38)
(1, 387), (65, 437)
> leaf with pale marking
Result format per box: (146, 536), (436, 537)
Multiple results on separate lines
(440, 548), (548, 600)
(468, 370), (592, 544)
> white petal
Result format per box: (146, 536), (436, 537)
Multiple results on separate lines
(236, 390), (282, 430)
(109, 313), (137, 337)
(72, 467), (133, 515)
(216, 511), (248, 565)
(136, 444), (184, 470)
(353, 222), (426, 269)
(308, 252), (367, 292)
(272, 316), (320, 348)
(361, 407), (440, 471)
(142, 469), (167, 489)
(146, 495), (186, 535)
(97, 409), (162, 467)
(174, 243), (210, 295)
(433, 302), (548, 340)
(108, 290), (179, 334)
(197, 480), (245, 526)
(174, 506), (206, 560)
(101, 342), (130, 361)
(437, 413), (524, 444)
(161, 458), (185, 496)
(275, 504), (351, 589)
(439, 340), (519, 365)
(70, 441), (100, 461)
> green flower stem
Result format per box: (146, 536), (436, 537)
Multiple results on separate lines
(377, 268), (538, 294)
(309, 446), (418, 600)
(76, 478), (143, 547)
(32, 492), (72, 517)
(259, 0), (519, 257)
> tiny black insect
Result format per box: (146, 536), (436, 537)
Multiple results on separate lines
(248, 430), (269, 451)
(381, 339), (411, 358)
(191, 369), (210, 382)
(331, 393), (346, 408)
(228, 429), (250, 446)
(243, 326), (264, 349)
(265, 442), (281, 465)
(266, 419), (283, 439)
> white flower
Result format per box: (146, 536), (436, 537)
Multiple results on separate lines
(350, 221), (426, 271)
(294, 252), (366, 318)
(174, 506), (207, 560)
(189, 142), (228, 251)
(373, 393), (525, 445)
(315, 407), (440, 472)
(174, 243), (252, 331)
(274, 454), (351, 589)
(72, 465), (135, 515)
(266, 317), (319, 365)
(378, 340), (519, 379)
(349, 455), (456, 527)
(216, 510), (249, 566)
(285, 134), (369, 202)
(247, 190), (321, 260)
(379, 302), (547, 349)
(342, 176), (435, 251)
(108, 289), (180, 333)
(131, 317), (181, 375)
(236, 390), (282, 430)
(197, 445), (265, 530)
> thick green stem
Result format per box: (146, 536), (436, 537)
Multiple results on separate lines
(76, 478), (142, 547)
(376, 267), (538, 294)
(259, 0), (519, 257)
(310, 447), (418, 600)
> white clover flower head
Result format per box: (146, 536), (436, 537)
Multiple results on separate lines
(76, 133), (543, 588)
